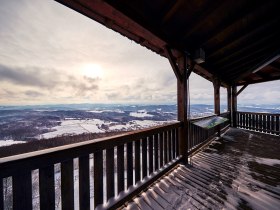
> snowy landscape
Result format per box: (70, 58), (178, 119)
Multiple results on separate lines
(0, 103), (280, 147)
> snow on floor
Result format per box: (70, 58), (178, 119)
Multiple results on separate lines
(255, 157), (280, 166)
(122, 128), (280, 210)
(0, 140), (25, 147)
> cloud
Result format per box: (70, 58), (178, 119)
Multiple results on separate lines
(24, 90), (44, 97)
(0, 64), (56, 88)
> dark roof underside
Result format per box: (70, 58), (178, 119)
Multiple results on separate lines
(56, 0), (280, 86)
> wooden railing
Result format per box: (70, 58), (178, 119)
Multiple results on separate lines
(0, 122), (182, 210)
(237, 111), (280, 135)
(188, 112), (230, 154)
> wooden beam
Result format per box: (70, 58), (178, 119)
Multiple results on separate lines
(161, 0), (184, 24)
(200, 1), (267, 47)
(255, 71), (271, 80)
(194, 64), (230, 88)
(213, 77), (221, 136)
(219, 53), (271, 79)
(232, 86), (237, 127)
(181, 0), (224, 39)
(236, 84), (248, 96)
(177, 55), (188, 162)
(234, 53), (280, 82)
(208, 18), (280, 60)
(186, 61), (195, 80)
(237, 75), (280, 86)
(212, 30), (280, 67)
(213, 78), (221, 115)
(227, 87), (232, 123)
(165, 46), (183, 82)
(269, 61), (280, 70)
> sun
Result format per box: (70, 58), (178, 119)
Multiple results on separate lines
(81, 63), (103, 78)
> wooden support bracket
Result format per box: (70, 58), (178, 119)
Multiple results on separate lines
(165, 46), (183, 82)
(237, 84), (248, 96)
(186, 61), (194, 80)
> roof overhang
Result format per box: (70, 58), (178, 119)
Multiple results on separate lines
(56, 0), (280, 87)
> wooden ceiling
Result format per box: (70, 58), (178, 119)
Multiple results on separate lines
(56, 0), (280, 86)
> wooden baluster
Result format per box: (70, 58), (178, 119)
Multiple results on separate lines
(252, 114), (256, 130)
(117, 145), (124, 194)
(276, 116), (280, 136)
(175, 128), (179, 157)
(154, 134), (159, 171)
(172, 129), (175, 158)
(240, 113), (242, 128)
(159, 132), (163, 168)
(106, 148), (115, 200)
(256, 114), (258, 129)
(190, 124), (192, 149)
(40, 166), (55, 210)
(242, 113), (245, 128)
(163, 132), (168, 164)
(13, 171), (32, 210)
(271, 116), (275, 134)
(260, 115), (263, 131)
(263, 115), (267, 133)
(267, 115), (270, 133)
(237, 112), (240, 127)
(0, 179), (3, 210)
(168, 131), (172, 161)
(142, 138), (147, 178)
(248, 114), (251, 129)
(135, 140), (141, 183)
(126, 142), (133, 189)
(245, 113), (248, 129)
(196, 126), (199, 145)
(79, 155), (90, 210)
(94, 151), (103, 208)
(148, 135), (154, 174)
(61, 160), (74, 210)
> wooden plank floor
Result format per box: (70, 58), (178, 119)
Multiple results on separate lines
(120, 128), (280, 210)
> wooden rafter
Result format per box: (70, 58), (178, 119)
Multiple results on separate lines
(255, 71), (271, 80)
(165, 46), (183, 82)
(181, 0), (224, 40)
(234, 53), (280, 82)
(213, 31), (280, 68)
(200, 1), (267, 47)
(237, 84), (248, 96)
(208, 18), (280, 60)
(237, 75), (280, 86)
(161, 0), (184, 24)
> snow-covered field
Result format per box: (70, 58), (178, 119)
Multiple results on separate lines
(0, 140), (25, 147)
(37, 119), (174, 140)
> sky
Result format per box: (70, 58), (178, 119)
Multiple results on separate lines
(0, 0), (279, 106)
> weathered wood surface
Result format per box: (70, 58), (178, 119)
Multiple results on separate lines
(0, 122), (181, 177)
(79, 155), (90, 210)
(121, 128), (280, 210)
(0, 122), (182, 210)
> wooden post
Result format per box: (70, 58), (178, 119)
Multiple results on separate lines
(232, 86), (237, 127)
(227, 87), (232, 124)
(177, 55), (188, 162)
(213, 78), (221, 136)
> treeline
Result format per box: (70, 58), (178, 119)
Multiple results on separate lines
(0, 131), (126, 158)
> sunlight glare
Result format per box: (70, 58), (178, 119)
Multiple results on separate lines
(81, 63), (103, 78)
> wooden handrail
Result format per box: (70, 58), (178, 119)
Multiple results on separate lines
(236, 112), (280, 136)
(0, 122), (182, 177)
(0, 122), (183, 210)
(237, 111), (280, 116)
